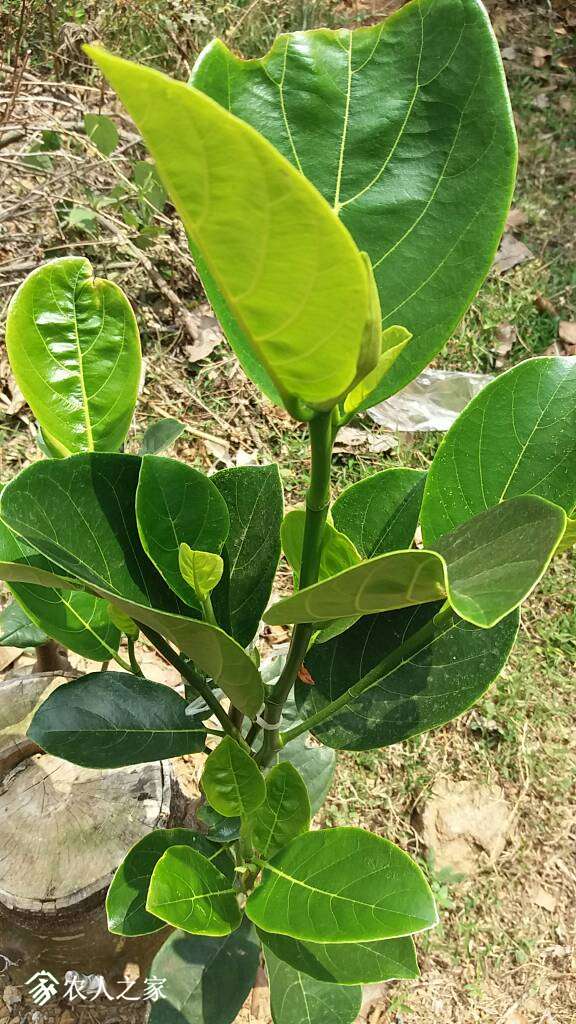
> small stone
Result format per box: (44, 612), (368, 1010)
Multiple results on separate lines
(2, 989), (21, 1010)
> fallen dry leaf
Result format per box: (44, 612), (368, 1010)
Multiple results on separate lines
(500, 45), (517, 61)
(493, 233), (533, 274)
(530, 884), (557, 913)
(532, 92), (550, 110)
(535, 292), (558, 317)
(493, 322), (517, 367)
(184, 303), (223, 363)
(558, 320), (576, 349)
(420, 779), (513, 874)
(334, 426), (397, 454)
(504, 1012), (529, 1024)
(505, 206), (527, 230)
(532, 46), (552, 67)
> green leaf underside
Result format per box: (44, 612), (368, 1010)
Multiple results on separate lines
(0, 453), (263, 714)
(148, 919), (260, 1024)
(265, 496), (566, 629)
(136, 455), (229, 607)
(282, 510), (360, 586)
(422, 356), (576, 543)
(191, 0), (517, 407)
(246, 827), (437, 942)
(0, 600), (48, 648)
(196, 805), (241, 844)
(264, 947), (362, 1024)
(27, 672), (206, 768)
(87, 47), (371, 411)
(203, 737), (266, 818)
(296, 603), (518, 750)
(259, 928), (418, 985)
(147, 845), (242, 936)
(6, 257), (141, 455)
(140, 417), (185, 455)
(107, 828), (233, 936)
(212, 465), (283, 647)
(332, 468), (425, 558)
(249, 763), (311, 859)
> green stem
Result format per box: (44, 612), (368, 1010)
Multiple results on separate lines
(127, 636), (143, 675)
(112, 650), (134, 673)
(279, 601), (456, 746)
(137, 623), (241, 741)
(255, 410), (336, 767)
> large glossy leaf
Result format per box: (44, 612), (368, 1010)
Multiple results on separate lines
(265, 496), (565, 629)
(191, 0), (517, 406)
(6, 257), (141, 455)
(264, 947), (361, 1024)
(202, 737), (266, 818)
(332, 468), (425, 558)
(0, 600), (47, 648)
(0, 453), (264, 714)
(148, 918), (260, 1024)
(422, 356), (576, 543)
(107, 828), (233, 936)
(136, 455), (229, 608)
(147, 845), (242, 936)
(296, 603), (518, 750)
(0, 516), (120, 661)
(259, 929), (418, 986)
(212, 466), (283, 647)
(246, 827), (437, 942)
(27, 672), (206, 768)
(248, 763), (310, 859)
(282, 510), (360, 587)
(87, 47), (373, 413)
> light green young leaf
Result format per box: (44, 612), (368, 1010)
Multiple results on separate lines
(85, 46), (372, 413)
(147, 845), (242, 936)
(202, 737), (266, 818)
(259, 929), (418, 986)
(84, 112), (119, 155)
(264, 947), (361, 1024)
(6, 257), (141, 455)
(179, 545), (224, 603)
(281, 510), (360, 587)
(248, 763), (310, 859)
(343, 327), (411, 414)
(557, 517), (576, 554)
(106, 603), (139, 639)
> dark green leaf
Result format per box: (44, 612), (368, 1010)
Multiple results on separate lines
(248, 763), (310, 859)
(422, 356), (576, 542)
(212, 465), (283, 647)
(27, 672), (206, 768)
(140, 418), (185, 455)
(84, 112), (119, 155)
(196, 804), (241, 845)
(0, 600), (48, 648)
(296, 604), (518, 750)
(191, 0), (517, 406)
(148, 918), (259, 1024)
(259, 929), (418, 985)
(264, 946), (361, 1024)
(277, 734), (335, 816)
(107, 828), (233, 936)
(147, 845), (242, 936)
(202, 737), (266, 818)
(332, 468), (425, 558)
(246, 827), (437, 942)
(136, 455), (229, 608)
(281, 510), (360, 586)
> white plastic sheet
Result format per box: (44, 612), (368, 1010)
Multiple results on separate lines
(368, 369), (494, 432)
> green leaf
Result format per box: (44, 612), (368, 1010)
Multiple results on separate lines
(246, 827), (437, 941)
(332, 468), (425, 558)
(0, 600), (48, 648)
(191, 0), (517, 406)
(343, 327), (411, 414)
(84, 112), (119, 155)
(136, 455), (229, 608)
(282, 510), (360, 588)
(0, 453), (264, 714)
(179, 545), (224, 603)
(148, 918), (259, 1024)
(140, 417), (185, 455)
(248, 763), (310, 859)
(107, 828), (233, 936)
(86, 46), (373, 413)
(212, 465), (283, 647)
(264, 947), (361, 1024)
(133, 160), (167, 212)
(107, 602), (139, 639)
(296, 603), (518, 750)
(422, 357), (576, 543)
(202, 737), (266, 818)
(558, 517), (576, 554)
(259, 929), (418, 985)
(265, 496), (566, 629)
(196, 804), (241, 845)
(27, 672), (206, 768)
(6, 257), (141, 455)
(277, 731), (335, 816)
(147, 845), (242, 936)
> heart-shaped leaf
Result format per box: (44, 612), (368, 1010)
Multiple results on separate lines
(27, 672), (207, 768)
(296, 604), (518, 750)
(191, 0), (517, 406)
(107, 828), (233, 936)
(148, 918), (260, 1024)
(6, 257), (141, 455)
(422, 356), (576, 543)
(281, 510), (360, 587)
(247, 763), (310, 859)
(264, 946), (362, 1024)
(332, 468), (425, 558)
(86, 47), (372, 413)
(202, 737), (266, 818)
(147, 845), (242, 936)
(259, 928), (418, 985)
(246, 827), (437, 942)
(136, 455), (229, 607)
